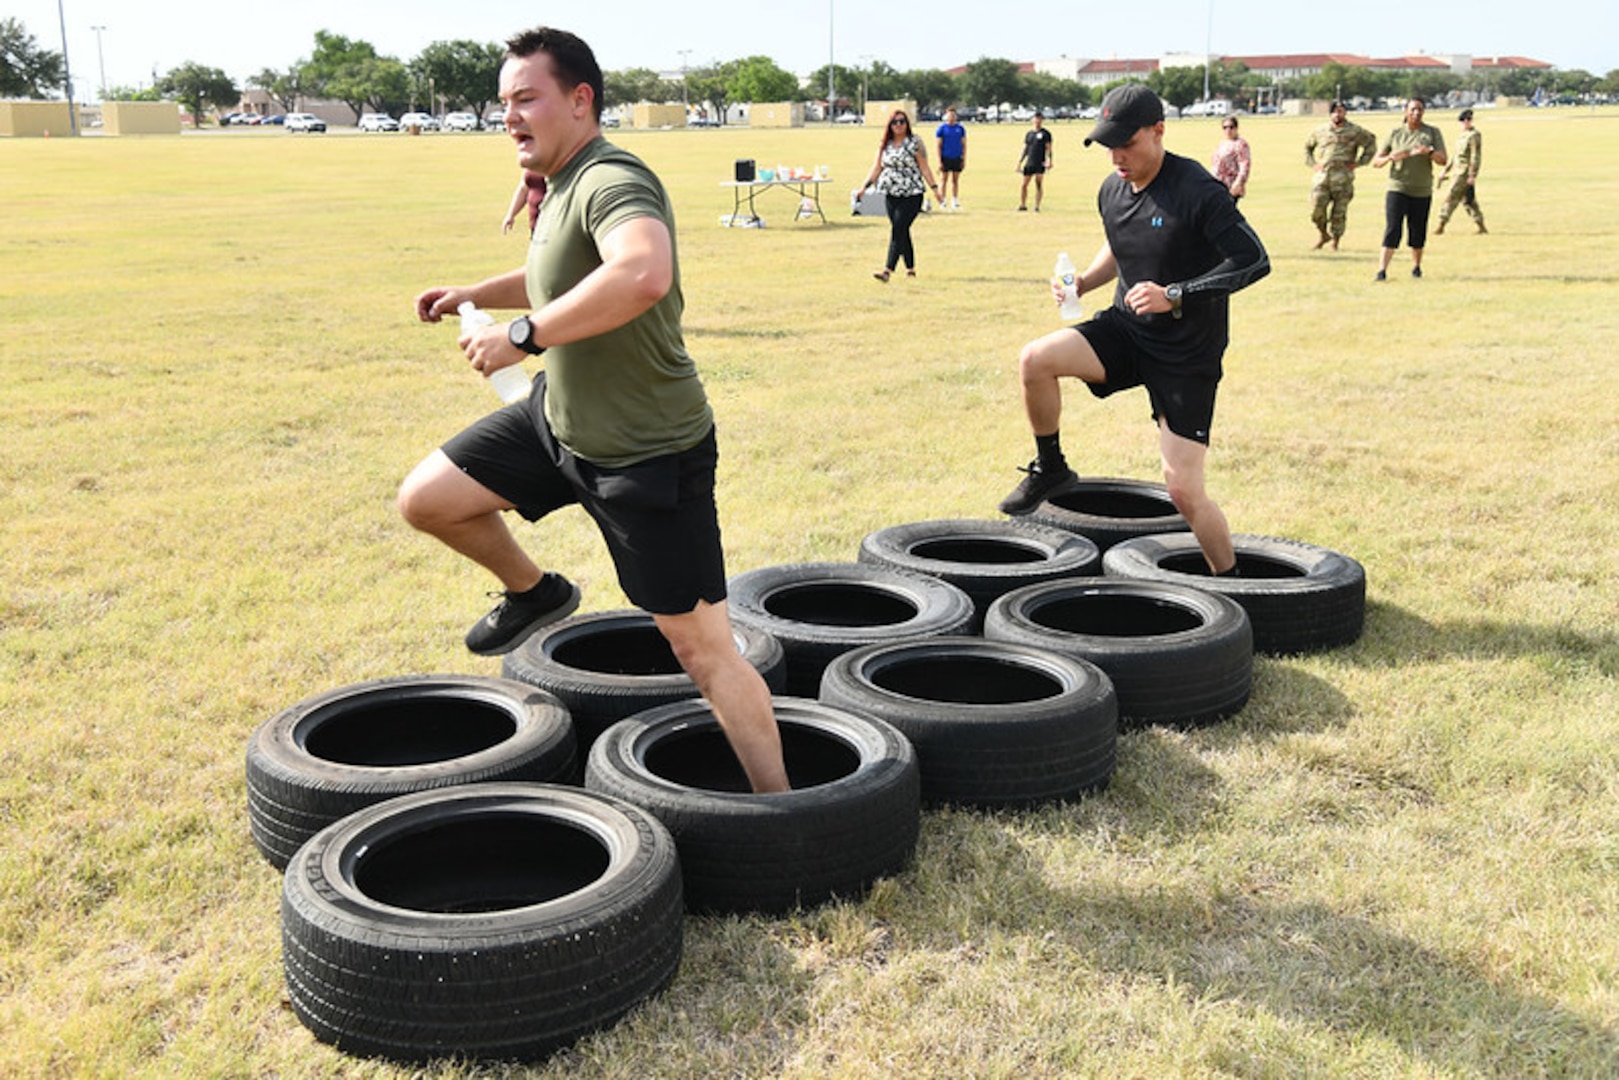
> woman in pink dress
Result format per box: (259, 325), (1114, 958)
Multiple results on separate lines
(1211, 116), (1251, 205)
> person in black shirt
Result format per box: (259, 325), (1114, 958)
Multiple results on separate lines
(1016, 112), (1054, 211)
(998, 84), (1270, 576)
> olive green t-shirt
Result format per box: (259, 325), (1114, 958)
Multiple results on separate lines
(526, 136), (712, 467)
(1379, 123), (1448, 197)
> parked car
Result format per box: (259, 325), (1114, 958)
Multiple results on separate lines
(358, 113), (399, 132)
(442, 111), (479, 131)
(834, 112), (863, 124)
(285, 113), (327, 133)
(261, 114), (286, 126)
(398, 112), (439, 131)
(485, 107), (507, 127)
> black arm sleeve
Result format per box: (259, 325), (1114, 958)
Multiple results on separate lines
(1183, 220), (1270, 299)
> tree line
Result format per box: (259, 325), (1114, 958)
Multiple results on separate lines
(5, 18), (1617, 129)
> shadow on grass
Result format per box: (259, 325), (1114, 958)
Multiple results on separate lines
(1350, 599), (1617, 676)
(894, 808), (1619, 1073)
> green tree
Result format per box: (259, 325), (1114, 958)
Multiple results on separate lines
(411, 40), (502, 117)
(604, 67), (680, 108)
(1553, 68), (1598, 97)
(899, 68), (960, 115)
(861, 60), (905, 106)
(301, 31), (408, 121)
(726, 56), (797, 104)
(249, 68), (303, 113)
(1147, 64), (1205, 109)
(0, 17), (65, 98)
(1405, 71), (1462, 103)
(960, 57), (1020, 111)
(1019, 71), (1085, 111)
(104, 84), (163, 102)
(1599, 69), (1619, 96)
(685, 62), (732, 123)
(804, 63), (861, 111)
(156, 62), (238, 127)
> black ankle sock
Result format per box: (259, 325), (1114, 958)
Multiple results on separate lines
(1034, 433), (1065, 472)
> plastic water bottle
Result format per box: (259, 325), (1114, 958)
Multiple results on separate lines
(458, 301), (529, 404)
(1053, 252), (1084, 323)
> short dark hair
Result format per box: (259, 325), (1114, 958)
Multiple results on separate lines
(1458, 108), (1474, 122)
(505, 27), (604, 121)
(1408, 95), (1427, 108)
(1330, 100), (1347, 111)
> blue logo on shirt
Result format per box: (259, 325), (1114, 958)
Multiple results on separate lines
(1151, 216), (1164, 228)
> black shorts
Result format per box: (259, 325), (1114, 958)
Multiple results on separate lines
(940, 156), (964, 173)
(1077, 308), (1221, 445)
(1383, 191), (1432, 250)
(440, 374), (727, 615)
(1021, 163), (1047, 176)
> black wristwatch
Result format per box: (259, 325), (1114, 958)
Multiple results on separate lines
(1165, 283), (1184, 320)
(508, 315), (546, 355)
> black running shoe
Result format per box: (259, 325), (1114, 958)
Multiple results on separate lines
(997, 460), (1077, 515)
(464, 573), (581, 656)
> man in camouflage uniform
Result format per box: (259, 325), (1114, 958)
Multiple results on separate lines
(1435, 108), (1486, 235)
(1304, 101), (1378, 250)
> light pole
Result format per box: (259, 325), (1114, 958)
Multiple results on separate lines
(91, 24), (107, 100)
(677, 48), (692, 117)
(827, 0), (835, 124)
(56, 0), (77, 133)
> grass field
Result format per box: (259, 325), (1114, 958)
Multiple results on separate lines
(3, 106), (1618, 1077)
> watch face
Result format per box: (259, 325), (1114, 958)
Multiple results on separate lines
(509, 317), (537, 352)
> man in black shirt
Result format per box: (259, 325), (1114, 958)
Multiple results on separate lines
(998, 84), (1269, 576)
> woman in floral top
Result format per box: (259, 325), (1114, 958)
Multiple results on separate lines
(857, 110), (942, 282)
(1211, 116), (1251, 204)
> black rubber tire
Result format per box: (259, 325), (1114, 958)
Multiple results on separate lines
(818, 639), (1117, 808)
(246, 675), (577, 869)
(282, 783), (683, 1064)
(726, 562), (975, 697)
(585, 698), (920, 914)
(1021, 476), (1189, 551)
(983, 579), (1252, 728)
(501, 609), (786, 751)
(1103, 533), (1367, 655)
(857, 518), (1100, 630)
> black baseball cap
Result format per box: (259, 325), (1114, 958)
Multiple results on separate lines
(1084, 84), (1165, 147)
(1458, 108), (1474, 122)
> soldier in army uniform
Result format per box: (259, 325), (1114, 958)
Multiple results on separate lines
(1304, 101), (1378, 250)
(1435, 108), (1486, 235)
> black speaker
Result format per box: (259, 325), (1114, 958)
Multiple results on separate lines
(735, 159), (755, 182)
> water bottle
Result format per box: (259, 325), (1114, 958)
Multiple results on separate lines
(458, 301), (529, 404)
(1053, 252), (1084, 323)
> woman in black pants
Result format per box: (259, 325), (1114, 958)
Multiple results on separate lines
(857, 110), (942, 282)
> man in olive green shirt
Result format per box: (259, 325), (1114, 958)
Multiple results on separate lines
(399, 26), (788, 793)
(1372, 97), (1448, 280)
(1436, 108), (1486, 235)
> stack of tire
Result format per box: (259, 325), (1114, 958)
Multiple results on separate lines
(246, 657), (925, 1062)
(245, 476), (1365, 1064)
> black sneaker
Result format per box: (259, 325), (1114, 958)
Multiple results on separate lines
(998, 460), (1077, 515)
(464, 573), (581, 656)
(1412, 265), (1423, 279)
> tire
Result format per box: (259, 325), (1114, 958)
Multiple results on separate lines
(1022, 476), (1189, 551)
(818, 639), (1117, 808)
(246, 675), (577, 869)
(501, 610), (786, 751)
(585, 698), (920, 914)
(726, 562), (975, 697)
(857, 518), (1100, 630)
(282, 783), (683, 1063)
(984, 579), (1252, 728)
(1103, 533), (1367, 654)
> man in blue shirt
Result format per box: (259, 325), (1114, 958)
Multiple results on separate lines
(935, 107), (967, 210)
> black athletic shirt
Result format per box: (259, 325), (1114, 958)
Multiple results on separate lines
(1098, 150), (1268, 368)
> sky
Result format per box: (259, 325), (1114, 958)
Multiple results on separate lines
(13, 0), (1616, 99)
